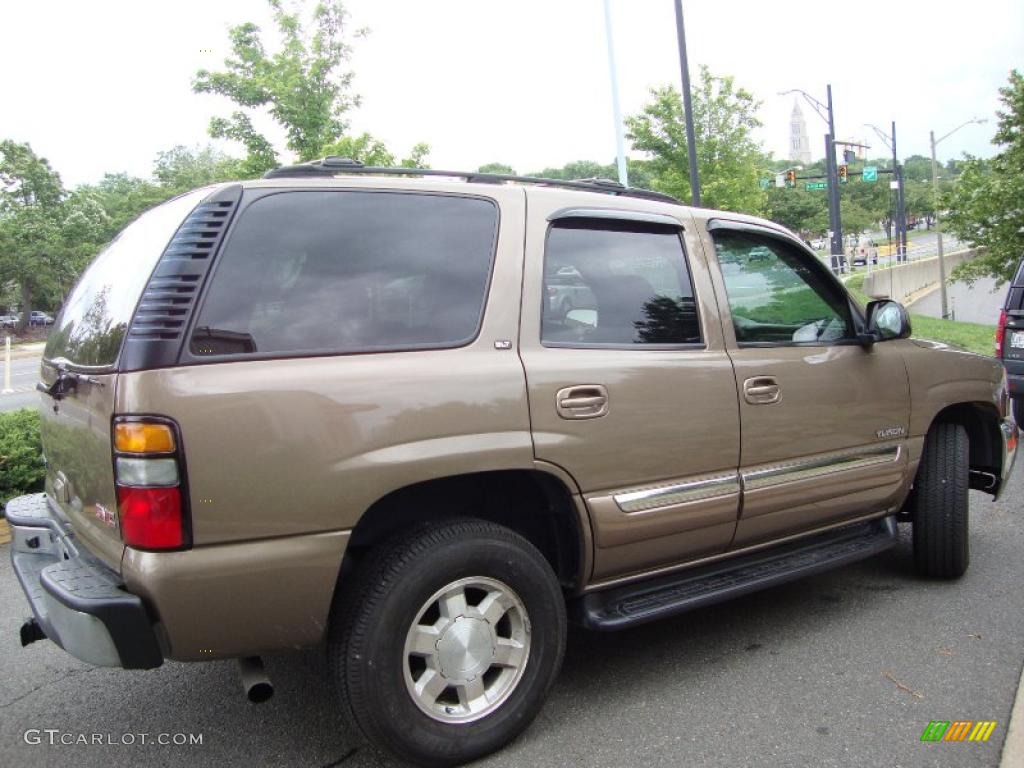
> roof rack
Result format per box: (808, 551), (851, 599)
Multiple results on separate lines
(262, 156), (682, 205)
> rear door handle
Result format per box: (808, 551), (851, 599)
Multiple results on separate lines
(556, 385), (609, 419)
(743, 376), (781, 405)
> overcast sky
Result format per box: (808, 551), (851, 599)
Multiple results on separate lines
(3, 0), (1021, 188)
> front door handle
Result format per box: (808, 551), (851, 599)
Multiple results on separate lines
(556, 384), (609, 419)
(743, 376), (781, 405)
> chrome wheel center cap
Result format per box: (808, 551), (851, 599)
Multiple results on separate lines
(436, 617), (493, 681)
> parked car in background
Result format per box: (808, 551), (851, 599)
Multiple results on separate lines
(545, 266), (595, 320)
(851, 236), (879, 267)
(996, 257), (1024, 424)
(29, 311), (54, 326)
(0, 313), (17, 329)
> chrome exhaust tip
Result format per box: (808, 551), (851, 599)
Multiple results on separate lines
(237, 656), (274, 703)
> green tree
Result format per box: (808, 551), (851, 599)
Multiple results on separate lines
(83, 173), (170, 236)
(766, 187), (826, 234)
(527, 159), (656, 190)
(625, 67), (767, 212)
(153, 145), (244, 190)
(193, 0), (364, 173)
(320, 133), (429, 167)
(0, 141), (68, 329)
(477, 162), (517, 176)
(945, 70), (1024, 283)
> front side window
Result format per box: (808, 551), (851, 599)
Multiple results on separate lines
(712, 229), (853, 344)
(189, 191), (498, 357)
(541, 219), (701, 346)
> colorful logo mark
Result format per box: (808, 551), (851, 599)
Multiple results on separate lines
(921, 721), (997, 742)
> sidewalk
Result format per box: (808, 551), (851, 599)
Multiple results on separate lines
(1001, 662), (1024, 766)
(6, 341), (45, 361)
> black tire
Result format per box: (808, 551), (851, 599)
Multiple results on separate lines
(911, 422), (970, 578)
(1012, 397), (1024, 428)
(328, 519), (566, 767)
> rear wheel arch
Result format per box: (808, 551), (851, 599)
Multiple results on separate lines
(336, 469), (586, 600)
(927, 401), (1002, 492)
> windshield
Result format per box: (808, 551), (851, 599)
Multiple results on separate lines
(44, 187), (213, 369)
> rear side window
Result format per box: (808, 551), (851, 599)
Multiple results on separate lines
(188, 191), (498, 358)
(43, 188), (212, 368)
(541, 218), (700, 346)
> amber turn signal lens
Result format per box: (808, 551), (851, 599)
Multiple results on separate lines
(114, 423), (176, 454)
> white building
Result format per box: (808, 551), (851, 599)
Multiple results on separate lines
(789, 101), (812, 165)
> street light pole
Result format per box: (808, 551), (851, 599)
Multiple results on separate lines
(825, 85), (843, 271)
(673, 0), (701, 206)
(866, 121), (908, 262)
(893, 121), (907, 261)
(928, 117), (987, 319)
(602, 0), (628, 187)
(929, 129), (949, 318)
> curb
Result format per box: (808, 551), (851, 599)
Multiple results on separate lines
(6, 342), (45, 361)
(1000, 660), (1024, 767)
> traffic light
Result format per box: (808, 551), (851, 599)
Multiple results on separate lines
(838, 164), (849, 183)
(786, 169), (797, 187)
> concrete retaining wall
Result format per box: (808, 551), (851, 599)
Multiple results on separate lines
(862, 248), (980, 305)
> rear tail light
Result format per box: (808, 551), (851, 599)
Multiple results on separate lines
(996, 310), (1008, 357)
(117, 487), (184, 550)
(112, 417), (189, 551)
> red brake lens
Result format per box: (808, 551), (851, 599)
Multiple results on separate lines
(116, 486), (184, 550)
(996, 309), (1008, 357)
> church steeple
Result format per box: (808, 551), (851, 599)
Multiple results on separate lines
(789, 100), (812, 165)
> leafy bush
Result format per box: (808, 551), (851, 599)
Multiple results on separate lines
(0, 409), (45, 507)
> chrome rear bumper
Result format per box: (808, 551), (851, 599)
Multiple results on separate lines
(996, 418), (1019, 501)
(5, 493), (162, 669)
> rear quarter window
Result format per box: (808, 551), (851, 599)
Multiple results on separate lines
(43, 188), (213, 369)
(187, 191), (498, 358)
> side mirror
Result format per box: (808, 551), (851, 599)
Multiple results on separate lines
(863, 299), (911, 343)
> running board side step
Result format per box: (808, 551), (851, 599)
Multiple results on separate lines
(578, 516), (898, 631)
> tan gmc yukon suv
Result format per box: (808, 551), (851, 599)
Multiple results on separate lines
(6, 158), (1017, 766)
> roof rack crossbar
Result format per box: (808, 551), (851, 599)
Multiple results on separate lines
(262, 157), (682, 205)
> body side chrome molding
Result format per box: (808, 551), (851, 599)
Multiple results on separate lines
(610, 444), (901, 515)
(742, 444), (902, 491)
(613, 473), (740, 514)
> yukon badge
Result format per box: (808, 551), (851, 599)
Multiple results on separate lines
(876, 426), (906, 439)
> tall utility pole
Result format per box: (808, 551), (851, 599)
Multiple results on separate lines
(866, 121), (908, 262)
(602, 0), (628, 187)
(893, 121), (907, 261)
(780, 85), (842, 273)
(929, 117), (987, 319)
(825, 85), (843, 269)
(673, 0), (701, 206)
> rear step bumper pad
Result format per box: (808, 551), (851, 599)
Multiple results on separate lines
(580, 516), (898, 630)
(4, 493), (163, 669)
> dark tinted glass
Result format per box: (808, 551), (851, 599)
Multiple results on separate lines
(713, 230), (853, 344)
(189, 192), (497, 357)
(44, 188), (211, 368)
(542, 219), (700, 346)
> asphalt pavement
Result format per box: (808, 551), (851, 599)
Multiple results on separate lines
(1, 479), (1023, 768)
(0, 354), (42, 414)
